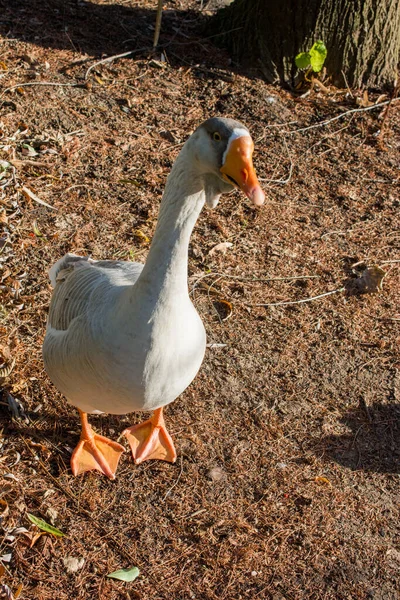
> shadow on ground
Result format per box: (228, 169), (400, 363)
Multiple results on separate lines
(0, 0), (214, 65)
(320, 402), (400, 474)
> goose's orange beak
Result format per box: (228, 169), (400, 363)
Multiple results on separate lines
(220, 136), (265, 206)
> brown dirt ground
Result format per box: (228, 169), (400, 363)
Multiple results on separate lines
(0, 1), (399, 599)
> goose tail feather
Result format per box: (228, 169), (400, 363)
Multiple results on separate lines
(48, 253), (90, 288)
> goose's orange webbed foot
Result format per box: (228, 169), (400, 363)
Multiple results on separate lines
(122, 408), (177, 464)
(71, 410), (125, 479)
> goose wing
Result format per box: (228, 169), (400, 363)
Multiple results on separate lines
(47, 253), (143, 331)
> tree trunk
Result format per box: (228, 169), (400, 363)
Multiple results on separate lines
(212, 0), (400, 88)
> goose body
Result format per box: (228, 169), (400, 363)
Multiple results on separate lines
(44, 255), (206, 415)
(43, 117), (264, 478)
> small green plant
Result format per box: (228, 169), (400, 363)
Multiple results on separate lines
(129, 248), (137, 261)
(295, 40), (327, 73)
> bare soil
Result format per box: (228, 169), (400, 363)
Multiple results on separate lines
(0, 1), (399, 599)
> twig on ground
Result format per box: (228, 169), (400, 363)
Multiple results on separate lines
(190, 272), (319, 296)
(341, 70), (354, 98)
(159, 141), (186, 153)
(249, 287), (345, 307)
(61, 184), (91, 197)
(264, 121), (299, 130)
(362, 177), (399, 184)
(312, 78), (331, 94)
(1, 81), (81, 99)
(379, 259), (400, 265)
(260, 137), (293, 185)
(305, 122), (352, 154)
(255, 121), (298, 144)
(84, 48), (150, 80)
(377, 317), (400, 322)
(287, 99), (399, 134)
(9, 159), (50, 169)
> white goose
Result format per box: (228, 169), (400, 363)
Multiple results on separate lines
(43, 117), (264, 479)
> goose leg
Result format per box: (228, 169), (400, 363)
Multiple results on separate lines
(71, 410), (125, 479)
(122, 408), (177, 465)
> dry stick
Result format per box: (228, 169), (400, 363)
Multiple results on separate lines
(191, 272), (319, 295)
(255, 121), (298, 144)
(378, 317), (400, 322)
(379, 259), (400, 265)
(84, 47), (151, 80)
(263, 121), (298, 130)
(61, 184), (91, 197)
(153, 0), (164, 48)
(1, 81), (82, 98)
(260, 137), (294, 185)
(250, 287), (345, 307)
(286, 99), (399, 134)
(9, 159), (50, 169)
(341, 70), (354, 98)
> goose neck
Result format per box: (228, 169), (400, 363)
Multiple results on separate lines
(136, 160), (205, 296)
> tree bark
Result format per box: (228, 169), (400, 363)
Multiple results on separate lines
(212, 0), (400, 88)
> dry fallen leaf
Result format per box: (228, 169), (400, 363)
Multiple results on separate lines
(119, 178), (141, 187)
(197, 281), (220, 295)
(0, 583), (13, 600)
(0, 554), (12, 563)
(0, 359), (16, 378)
(208, 466), (226, 482)
(356, 89), (373, 108)
(21, 143), (38, 157)
(315, 476), (332, 486)
(134, 229), (150, 244)
(29, 532), (47, 548)
(46, 507), (58, 526)
(27, 440), (51, 458)
(209, 241), (233, 256)
(21, 186), (56, 210)
(213, 299), (233, 321)
(345, 265), (386, 295)
(386, 548), (400, 568)
(0, 499), (9, 518)
(63, 556), (85, 573)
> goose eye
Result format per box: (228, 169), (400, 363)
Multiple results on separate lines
(213, 132), (221, 142)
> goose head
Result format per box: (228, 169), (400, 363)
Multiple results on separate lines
(185, 117), (265, 209)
